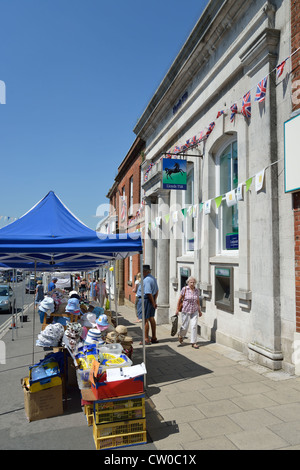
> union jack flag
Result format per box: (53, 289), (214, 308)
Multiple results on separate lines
(276, 59), (287, 78)
(241, 91), (251, 118)
(255, 77), (267, 102)
(206, 122), (215, 136)
(216, 110), (224, 119)
(230, 104), (238, 122)
(190, 135), (197, 145)
(198, 130), (204, 141)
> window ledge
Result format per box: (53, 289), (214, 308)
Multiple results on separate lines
(177, 254), (195, 263)
(209, 254), (239, 265)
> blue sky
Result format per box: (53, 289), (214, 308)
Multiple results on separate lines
(0, 0), (208, 229)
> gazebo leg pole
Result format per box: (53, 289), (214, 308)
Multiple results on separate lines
(32, 261), (37, 365)
(140, 252), (146, 388)
(113, 260), (118, 326)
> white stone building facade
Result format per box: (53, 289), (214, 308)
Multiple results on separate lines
(134, 0), (295, 372)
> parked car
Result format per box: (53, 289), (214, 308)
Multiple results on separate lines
(0, 284), (16, 313)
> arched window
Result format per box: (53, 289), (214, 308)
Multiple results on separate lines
(216, 140), (238, 253)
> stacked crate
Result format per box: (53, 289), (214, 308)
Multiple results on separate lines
(92, 393), (147, 450)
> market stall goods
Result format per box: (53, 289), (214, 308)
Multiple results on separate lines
(36, 323), (65, 348)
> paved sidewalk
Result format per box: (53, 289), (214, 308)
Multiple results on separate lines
(120, 305), (300, 450)
(1, 303), (300, 450)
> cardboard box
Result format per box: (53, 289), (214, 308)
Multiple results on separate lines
(22, 378), (63, 422)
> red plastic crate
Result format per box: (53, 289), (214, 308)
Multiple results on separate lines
(91, 376), (144, 400)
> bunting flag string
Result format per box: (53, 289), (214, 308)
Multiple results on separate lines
(143, 46), (300, 184)
(143, 158), (283, 231)
(127, 200), (145, 226)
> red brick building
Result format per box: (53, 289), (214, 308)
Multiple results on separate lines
(106, 137), (145, 307)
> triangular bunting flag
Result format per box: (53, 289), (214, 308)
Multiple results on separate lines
(164, 213), (170, 224)
(276, 59), (287, 78)
(246, 177), (253, 192)
(241, 91), (251, 118)
(215, 196), (223, 209)
(172, 211), (178, 223)
(255, 169), (265, 192)
(187, 206), (193, 217)
(237, 183), (244, 201)
(255, 77), (267, 103)
(199, 202), (204, 213)
(225, 189), (237, 207)
(204, 200), (211, 215)
(230, 104), (238, 122)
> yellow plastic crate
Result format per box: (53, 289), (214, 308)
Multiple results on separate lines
(94, 400), (145, 424)
(93, 419), (147, 450)
(83, 404), (94, 426)
(28, 375), (62, 393)
(94, 394), (144, 412)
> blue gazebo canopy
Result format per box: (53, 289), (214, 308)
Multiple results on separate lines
(0, 191), (143, 271)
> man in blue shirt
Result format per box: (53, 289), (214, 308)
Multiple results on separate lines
(48, 277), (57, 292)
(137, 265), (159, 345)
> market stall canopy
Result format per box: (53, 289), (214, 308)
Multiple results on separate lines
(0, 191), (143, 270)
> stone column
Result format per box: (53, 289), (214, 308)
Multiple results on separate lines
(143, 197), (153, 267)
(156, 190), (170, 324)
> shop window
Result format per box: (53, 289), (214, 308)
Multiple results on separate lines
(182, 164), (194, 253)
(129, 176), (133, 216)
(129, 256), (133, 283)
(216, 140), (238, 252)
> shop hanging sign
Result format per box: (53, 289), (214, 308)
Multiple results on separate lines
(162, 158), (187, 190)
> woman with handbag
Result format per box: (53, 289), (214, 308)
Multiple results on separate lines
(175, 276), (202, 349)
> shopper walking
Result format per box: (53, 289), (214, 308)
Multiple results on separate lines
(133, 272), (142, 322)
(79, 278), (88, 300)
(176, 276), (202, 349)
(100, 278), (108, 308)
(94, 279), (100, 302)
(137, 265), (159, 345)
(90, 278), (98, 301)
(35, 280), (44, 304)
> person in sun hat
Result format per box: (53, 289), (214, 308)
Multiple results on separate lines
(69, 290), (81, 300)
(38, 295), (55, 324)
(136, 265), (159, 345)
(35, 280), (44, 304)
